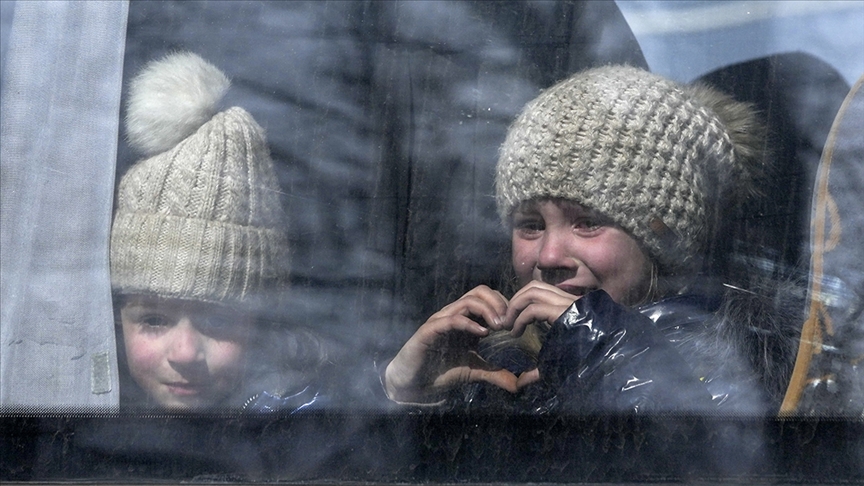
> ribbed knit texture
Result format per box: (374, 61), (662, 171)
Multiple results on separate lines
(110, 107), (289, 306)
(496, 65), (741, 274)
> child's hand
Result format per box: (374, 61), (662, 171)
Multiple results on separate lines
(505, 280), (582, 337)
(384, 285), (518, 403)
(503, 281), (584, 390)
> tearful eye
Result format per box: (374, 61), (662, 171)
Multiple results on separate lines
(573, 216), (606, 234)
(513, 217), (545, 238)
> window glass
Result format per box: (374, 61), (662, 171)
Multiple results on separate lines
(1, 0), (862, 483)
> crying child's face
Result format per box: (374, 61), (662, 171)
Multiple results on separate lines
(120, 295), (252, 409)
(511, 199), (652, 306)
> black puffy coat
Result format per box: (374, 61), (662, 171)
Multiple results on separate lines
(452, 284), (801, 415)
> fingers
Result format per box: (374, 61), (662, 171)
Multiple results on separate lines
(510, 280), (581, 306)
(386, 341), (520, 402)
(435, 285), (509, 330)
(416, 313), (492, 342)
(386, 313), (490, 387)
(516, 368), (541, 390)
(505, 281), (578, 336)
(384, 287), (510, 403)
(509, 303), (570, 337)
(386, 283), (574, 403)
(433, 352), (519, 393)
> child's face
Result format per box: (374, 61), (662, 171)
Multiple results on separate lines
(511, 199), (651, 305)
(120, 295), (253, 409)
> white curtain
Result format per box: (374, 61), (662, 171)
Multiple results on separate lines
(1, 0), (128, 408)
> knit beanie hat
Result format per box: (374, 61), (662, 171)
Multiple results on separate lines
(496, 65), (765, 275)
(110, 52), (289, 308)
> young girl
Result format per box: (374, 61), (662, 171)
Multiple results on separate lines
(384, 65), (801, 414)
(112, 52), (322, 411)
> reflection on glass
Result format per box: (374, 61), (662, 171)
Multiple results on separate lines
(1, 0), (862, 483)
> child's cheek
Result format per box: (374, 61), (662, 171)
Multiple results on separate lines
(511, 243), (536, 287)
(124, 331), (165, 379)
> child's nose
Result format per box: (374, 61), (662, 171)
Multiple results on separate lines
(168, 320), (204, 364)
(537, 227), (577, 270)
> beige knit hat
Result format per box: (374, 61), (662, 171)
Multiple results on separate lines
(496, 65), (765, 274)
(110, 52), (289, 308)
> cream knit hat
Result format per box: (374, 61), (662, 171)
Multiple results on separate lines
(110, 52), (289, 307)
(496, 65), (765, 274)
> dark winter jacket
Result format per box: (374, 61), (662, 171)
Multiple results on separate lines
(242, 386), (326, 413)
(451, 285), (801, 415)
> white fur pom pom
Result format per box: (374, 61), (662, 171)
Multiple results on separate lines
(126, 52), (230, 155)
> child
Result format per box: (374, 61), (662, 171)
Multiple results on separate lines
(383, 65), (801, 414)
(112, 52), (321, 410)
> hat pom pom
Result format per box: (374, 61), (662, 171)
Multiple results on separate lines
(126, 52), (230, 155)
(686, 83), (768, 200)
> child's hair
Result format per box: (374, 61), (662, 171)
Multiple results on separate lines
(495, 65), (767, 279)
(111, 52), (290, 312)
